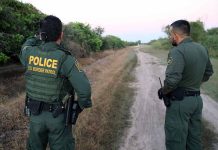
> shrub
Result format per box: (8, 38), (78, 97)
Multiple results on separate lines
(101, 35), (125, 50)
(0, 52), (10, 64)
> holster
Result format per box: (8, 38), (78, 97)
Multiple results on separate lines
(163, 95), (171, 107)
(169, 87), (185, 101)
(71, 101), (83, 125)
(28, 99), (43, 115)
(64, 95), (82, 126)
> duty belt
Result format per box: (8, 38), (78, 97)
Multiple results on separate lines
(42, 103), (61, 112)
(184, 91), (200, 96)
(169, 88), (200, 101)
(28, 98), (63, 112)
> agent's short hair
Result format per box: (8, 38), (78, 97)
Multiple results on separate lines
(40, 15), (62, 42)
(170, 20), (190, 36)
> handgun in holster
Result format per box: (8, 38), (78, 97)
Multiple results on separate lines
(159, 78), (171, 107)
(65, 92), (83, 126)
(162, 93), (171, 107)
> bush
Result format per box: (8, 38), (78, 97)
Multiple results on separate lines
(149, 21), (218, 57)
(101, 35), (125, 50)
(148, 38), (171, 50)
(0, 52), (10, 64)
(63, 22), (103, 55)
(0, 0), (127, 63)
(190, 20), (206, 42)
(0, 0), (45, 59)
(203, 28), (218, 57)
(125, 40), (141, 46)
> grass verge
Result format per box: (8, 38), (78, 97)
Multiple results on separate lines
(98, 51), (137, 150)
(139, 45), (168, 65)
(201, 58), (218, 101)
(0, 49), (131, 150)
(0, 95), (28, 150)
(75, 49), (137, 150)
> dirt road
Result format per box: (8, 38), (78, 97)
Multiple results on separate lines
(119, 48), (218, 150)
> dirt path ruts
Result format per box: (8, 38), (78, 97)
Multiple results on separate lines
(119, 49), (218, 150)
(120, 49), (166, 150)
(202, 94), (218, 133)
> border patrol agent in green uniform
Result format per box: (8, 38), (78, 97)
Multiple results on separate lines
(19, 15), (92, 150)
(158, 20), (213, 150)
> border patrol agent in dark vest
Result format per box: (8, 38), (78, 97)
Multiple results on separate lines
(158, 20), (213, 150)
(19, 15), (92, 150)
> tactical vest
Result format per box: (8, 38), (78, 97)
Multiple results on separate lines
(24, 45), (69, 103)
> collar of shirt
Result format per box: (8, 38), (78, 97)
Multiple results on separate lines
(41, 42), (60, 51)
(179, 37), (192, 45)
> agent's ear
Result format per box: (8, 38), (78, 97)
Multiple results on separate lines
(56, 32), (64, 42)
(60, 32), (64, 40)
(56, 32), (64, 44)
(173, 32), (179, 43)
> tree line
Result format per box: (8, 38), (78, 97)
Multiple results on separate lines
(0, 0), (139, 64)
(149, 20), (218, 57)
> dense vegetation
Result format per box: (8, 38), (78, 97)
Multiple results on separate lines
(149, 20), (218, 57)
(101, 35), (125, 50)
(0, 0), (139, 64)
(63, 23), (130, 57)
(63, 22), (103, 57)
(0, 0), (45, 64)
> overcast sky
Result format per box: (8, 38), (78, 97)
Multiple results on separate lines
(19, 0), (218, 42)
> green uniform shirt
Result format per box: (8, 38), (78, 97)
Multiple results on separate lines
(164, 37), (213, 93)
(19, 37), (92, 109)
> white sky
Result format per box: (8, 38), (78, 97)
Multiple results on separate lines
(19, 0), (218, 42)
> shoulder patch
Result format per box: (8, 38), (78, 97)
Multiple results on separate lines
(75, 59), (83, 72)
(22, 46), (31, 51)
(167, 57), (173, 65)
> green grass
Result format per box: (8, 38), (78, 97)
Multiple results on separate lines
(140, 45), (168, 65)
(201, 58), (218, 101)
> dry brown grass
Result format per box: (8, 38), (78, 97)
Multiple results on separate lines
(0, 50), (113, 103)
(0, 94), (28, 150)
(78, 50), (115, 67)
(76, 47), (136, 150)
(0, 48), (136, 150)
(0, 76), (25, 103)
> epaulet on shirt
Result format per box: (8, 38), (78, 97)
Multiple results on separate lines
(62, 49), (72, 56)
(58, 45), (72, 56)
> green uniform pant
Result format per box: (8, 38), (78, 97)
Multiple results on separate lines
(27, 111), (75, 150)
(165, 96), (203, 150)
